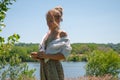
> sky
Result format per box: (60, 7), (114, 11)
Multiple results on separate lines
(1, 0), (120, 44)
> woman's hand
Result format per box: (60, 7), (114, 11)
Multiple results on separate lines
(30, 52), (39, 59)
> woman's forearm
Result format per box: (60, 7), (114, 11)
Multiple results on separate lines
(37, 52), (65, 60)
(46, 53), (65, 60)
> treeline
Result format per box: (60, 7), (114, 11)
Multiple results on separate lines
(71, 43), (120, 54)
(10, 43), (39, 62)
(6, 43), (120, 62)
(68, 43), (120, 61)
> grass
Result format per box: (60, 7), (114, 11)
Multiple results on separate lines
(65, 74), (119, 80)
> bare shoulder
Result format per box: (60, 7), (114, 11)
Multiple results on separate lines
(59, 30), (67, 38)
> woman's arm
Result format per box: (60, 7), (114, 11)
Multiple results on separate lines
(31, 52), (65, 60)
(38, 52), (65, 60)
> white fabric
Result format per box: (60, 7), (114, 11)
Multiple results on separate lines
(39, 32), (72, 62)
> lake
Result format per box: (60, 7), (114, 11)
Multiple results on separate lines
(28, 62), (86, 79)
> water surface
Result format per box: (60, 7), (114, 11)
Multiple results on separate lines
(28, 62), (86, 79)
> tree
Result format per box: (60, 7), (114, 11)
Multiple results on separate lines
(0, 0), (19, 52)
(0, 0), (16, 29)
(0, 0), (36, 80)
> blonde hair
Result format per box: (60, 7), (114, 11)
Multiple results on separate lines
(54, 6), (63, 17)
(46, 6), (63, 22)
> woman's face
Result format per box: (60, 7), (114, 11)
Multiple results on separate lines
(46, 11), (61, 30)
(47, 15), (55, 29)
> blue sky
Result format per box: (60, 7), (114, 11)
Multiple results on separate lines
(1, 0), (120, 44)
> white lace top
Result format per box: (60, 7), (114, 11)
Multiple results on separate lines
(39, 32), (72, 62)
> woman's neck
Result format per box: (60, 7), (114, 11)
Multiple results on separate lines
(50, 27), (60, 33)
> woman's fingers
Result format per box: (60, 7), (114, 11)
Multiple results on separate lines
(38, 52), (47, 58)
(31, 52), (37, 55)
(31, 51), (47, 59)
(30, 52), (39, 59)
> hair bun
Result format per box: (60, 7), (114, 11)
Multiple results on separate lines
(54, 6), (63, 16)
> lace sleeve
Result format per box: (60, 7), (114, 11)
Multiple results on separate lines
(60, 39), (72, 59)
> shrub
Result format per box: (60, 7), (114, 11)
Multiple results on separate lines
(86, 50), (120, 77)
(67, 54), (84, 62)
(1, 54), (36, 80)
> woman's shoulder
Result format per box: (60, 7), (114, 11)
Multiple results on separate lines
(59, 30), (67, 38)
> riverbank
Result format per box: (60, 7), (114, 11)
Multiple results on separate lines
(4, 75), (119, 80)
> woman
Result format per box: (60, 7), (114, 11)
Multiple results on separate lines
(31, 6), (72, 80)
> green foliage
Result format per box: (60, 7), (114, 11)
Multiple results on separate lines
(0, 0), (18, 57)
(71, 43), (91, 54)
(67, 54), (87, 62)
(8, 33), (20, 44)
(86, 50), (120, 77)
(0, 0), (16, 19)
(18, 63), (36, 79)
(67, 55), (80, 62)
(1, 54), (36, 80)
(0, 0), (36, 80)
(108, 43), (120, 54)
(71, 43), (120, 54)
(0, 33), (20, 59)
(0, 0), (16, 31)
(6, 43), (120, 62)
(10, 43), (39, 62)
(0, 40), (36, 80)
